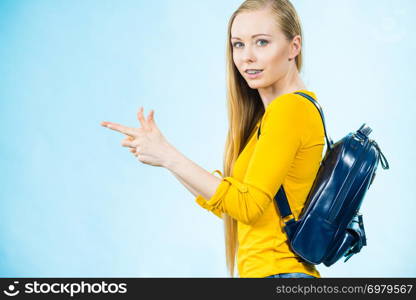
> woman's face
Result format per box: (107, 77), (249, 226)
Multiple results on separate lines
(231, 9), (297, 89)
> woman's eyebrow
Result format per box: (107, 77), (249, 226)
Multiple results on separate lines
(231, 33), (272, 40)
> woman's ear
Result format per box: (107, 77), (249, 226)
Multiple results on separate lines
(289, 35), (302, 60)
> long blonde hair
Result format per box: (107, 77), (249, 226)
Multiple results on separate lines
(222, 0), (304, 277)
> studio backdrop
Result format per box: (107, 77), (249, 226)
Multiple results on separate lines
(0, 0), (414, 277)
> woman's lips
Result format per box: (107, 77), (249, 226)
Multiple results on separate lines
(245, 70), (263, 79)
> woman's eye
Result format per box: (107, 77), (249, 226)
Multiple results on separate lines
(257, 39), (269, 46)
(232, 42), (243, 48)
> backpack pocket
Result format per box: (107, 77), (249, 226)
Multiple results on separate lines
(323, 213), (367, 266)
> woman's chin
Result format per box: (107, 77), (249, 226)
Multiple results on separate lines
(247, 80), (266, 89)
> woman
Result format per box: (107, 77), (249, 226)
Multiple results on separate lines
(101, 0), (323, 278)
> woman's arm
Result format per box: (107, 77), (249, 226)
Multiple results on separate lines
(164, 147), (222, 200)
(168, 170), (199, 197)
(164, 143), (275, 224)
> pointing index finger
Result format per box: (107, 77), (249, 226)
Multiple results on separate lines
(101, 121), (137, 137)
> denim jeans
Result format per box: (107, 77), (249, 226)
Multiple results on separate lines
(264, 272), (316, 278)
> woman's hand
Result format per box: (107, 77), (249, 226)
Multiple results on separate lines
(101, 107), (175, 168)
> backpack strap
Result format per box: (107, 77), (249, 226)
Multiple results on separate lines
(275, 185), (294, 222)
(293, 92), (334, 151)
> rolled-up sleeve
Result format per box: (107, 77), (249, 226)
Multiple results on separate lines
(195, 95), (308, 225)
(195, 169), (225, 219)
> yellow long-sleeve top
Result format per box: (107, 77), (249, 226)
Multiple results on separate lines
(195, 90), (324, 278)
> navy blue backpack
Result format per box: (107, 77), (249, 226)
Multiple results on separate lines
(257, 91), (390, 266)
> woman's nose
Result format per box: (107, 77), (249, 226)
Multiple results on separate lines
(242, 46), (257, 62)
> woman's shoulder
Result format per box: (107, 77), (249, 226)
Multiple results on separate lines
(261, 90), (322, 137)
(268, 89), (317, 108)
(265, 91), (315, 119)
(260, 90), (324, 145)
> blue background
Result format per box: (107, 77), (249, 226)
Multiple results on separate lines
(0, 0), (414, 277)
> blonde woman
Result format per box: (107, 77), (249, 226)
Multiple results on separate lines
(101, 0), (323, 278)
